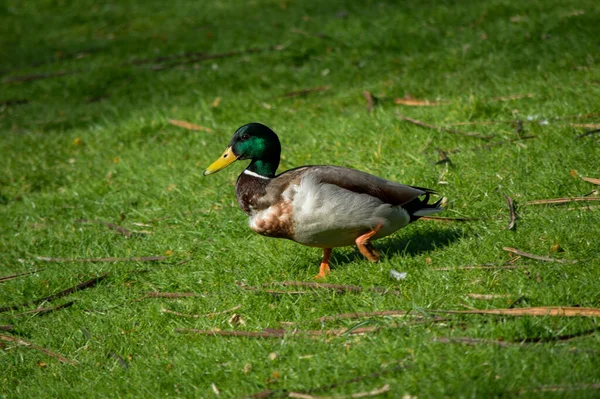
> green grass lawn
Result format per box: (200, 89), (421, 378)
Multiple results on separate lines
(1, 0), (600, 397)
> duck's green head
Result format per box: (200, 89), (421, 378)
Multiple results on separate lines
(203, 123), (281, 177)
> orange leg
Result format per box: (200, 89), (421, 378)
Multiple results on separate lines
(355, 224), (382, 262)
(314, 248), (332, 279)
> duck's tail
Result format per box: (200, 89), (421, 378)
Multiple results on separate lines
(405, 191), (445, 222)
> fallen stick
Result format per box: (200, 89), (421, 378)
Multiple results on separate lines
(581, 176), (600, 185)
(420, 216), (481, 222)
(575, 128), (600, 139)
(142, 292), (197, 299)
(363, 91), (374, 113)
(502, 247), (577, 264)
(433, 264), (528, 271)
(289, 384), (390, 399)
(267, 281), (401, 295)
(0, 334), (77, 365)
(75, 219), (132, 237)
(161, 304), (241, 318)
(176, 326), (378, 339)
(433, 306), (600, 317)
(316, 310), (412, 323)
(466, 294), (512, 300)
(14, 301), (75, 317)
(167, 119), (214, 132)
(397, 113), (494, 140)
(433, 336), (513, 347)
(279, 85), (330, 98)
(526, 197), (600, 205)
(0, 274), (107, 313)
(0, 269), (44, 283)
(36, 255), (168, 263)
(0, 325), (13, 331)
(504, 195), (516, 230)
(519, 383), (600, 394)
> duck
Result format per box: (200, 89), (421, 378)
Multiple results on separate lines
(203, 123), (443, 278)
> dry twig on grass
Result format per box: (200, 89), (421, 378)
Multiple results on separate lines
(289, 384), (390, 399)
(396, 113), (494, 140)
(0, 334), (77, 365)
(176, 326), (378, 339)
(526, 197), (600, 205)
(466, 294), (512, 300)
(575, 128), (600, 139)
(433, 264), (528, 271)
(0, 325), (13, 331)
(265, 281), (401, 295)
(581, 176), (600, 185)
(167, 119), (214, 132)
(0, 274), (107, 313)
(279, 85), (331, 98)
(504, 195), (516, 230)
(14, 301), (75, 317)
(433, 307), (600, 317)
(433, 336), (514, 348)
(76, 218), (132, 237)
(0, 269), (44, 283)
(502, 247), (577, 264)
(420, 216), (481, 222)
(36, 255), (168, 263)
(161, 304), (241, 318)
(519, 383), (600, 394)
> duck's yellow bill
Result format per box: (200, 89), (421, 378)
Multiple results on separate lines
(203, 146), (238, 176)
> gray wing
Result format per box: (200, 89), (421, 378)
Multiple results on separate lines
(278, 165), (431, 206)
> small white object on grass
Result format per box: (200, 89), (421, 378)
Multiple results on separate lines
(390, 269), (407, 281)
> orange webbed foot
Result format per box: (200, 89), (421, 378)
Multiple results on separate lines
(356, 224), (382, 262)
(313, 248), (332, 279)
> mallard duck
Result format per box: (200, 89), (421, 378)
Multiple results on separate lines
(204, 123), (443, 278)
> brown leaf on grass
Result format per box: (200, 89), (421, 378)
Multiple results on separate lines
(363, 91), (374, 113)
(526, 197), (600, 205)
(211, 97), (221, 108)
(581, 176), (600, 185)
(396, 113), (494, 140)
(279, 85), (330, 98)
(505, 195), (516, 230)
(502, 247), (577, 263)
(0, 334), (77, 365)
(434, 307), (600, 317)
(0, 269), (44, 283)
(167, 119), (213, 132)
(36, 255), (168, 263)
(289, 384), (390, 399)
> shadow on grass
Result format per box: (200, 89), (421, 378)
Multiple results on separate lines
(330, 227), (463, 268)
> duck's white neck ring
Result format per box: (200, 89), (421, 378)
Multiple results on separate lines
(243, 169), (270, 180)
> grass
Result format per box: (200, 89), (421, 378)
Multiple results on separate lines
(1, 0), (600, 397)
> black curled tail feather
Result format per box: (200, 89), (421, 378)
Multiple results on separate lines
(404, 193), (444, 222)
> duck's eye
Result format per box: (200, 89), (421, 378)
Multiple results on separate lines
(241, 134), (250, 141)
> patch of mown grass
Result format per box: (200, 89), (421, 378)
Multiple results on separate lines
(1, 0), (600, 397)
